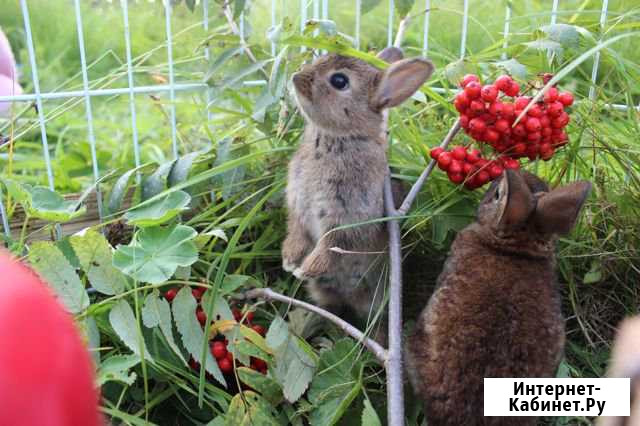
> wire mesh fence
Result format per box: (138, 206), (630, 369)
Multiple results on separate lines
(0, 0), (632, 239)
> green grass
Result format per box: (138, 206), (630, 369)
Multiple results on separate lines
(0, 0), (639, 424)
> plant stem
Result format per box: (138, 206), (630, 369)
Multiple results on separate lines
(397, 119), (461, 216)
(222, 2), (269, 80)
(245, 287), (387, 363)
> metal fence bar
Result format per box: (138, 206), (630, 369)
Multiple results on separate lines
(164, 0), (178, 159)
(551, 0), (559, 25)
(355, 0), (361, 49)
(121, 0), (142, 181)
(460, 0), (469, 58)
(271, 0), (277, 56)
(589, 0), (609, 100)
(422, 0), (430, 57)
(300, 0), (307, 52)
(0, 190), (9, 237)
(19, 0), (55, 192)
(501, 1), (512, 60)
(322, 0), (328, 20)
(73, 0), (103, 219)
(387, 0), (394, 47)
(203, 0), (213, 124)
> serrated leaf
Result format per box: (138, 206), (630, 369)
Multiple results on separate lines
(97, 354), (140, 386)
(237, 367), (283, 405)
(524, 39), (564, 55)
(195, 229), (228, 249)
(124, 190), (191, 227)
(492, 58), (528, 81)
(142, 161), (175, 200)
(540, 24), (581, 49)
(142, 290), (186, 365)
(113, 224), (198, 284)
(172, 287), (225, 385)
(168, 152), (200, 187)
(266, 316), (317, 403)
(109, 299), (152, 360)
(70, 230), (126, 295)
(28, 242), (89, 313)
(226, 391), (281, 426)
(3, 179), (86, 222)
(309, 338), (363, 426)
(361, 398), (381, 426)
(219, 274), (251, 294)
(395, 0), (415, 17)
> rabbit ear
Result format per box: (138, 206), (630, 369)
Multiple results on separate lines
(495, 170), (536, 230)
(372, 58), (433, 110)
(533, 181), (591, 235)
(377, 46), (404, 63)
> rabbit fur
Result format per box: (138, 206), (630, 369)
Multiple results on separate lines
(283, 47), (433, 324)
(406, 170), (591, 426)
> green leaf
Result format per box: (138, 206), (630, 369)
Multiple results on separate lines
(226, 391), (281, 426)
(109, 299), (152, 360)
(583, 261), (603, 284)
(97, 354), (140, 386)
(172, 287), (225, 385)
(3, 179), (86, 222)
(361, 0), (383, 14)
(524, 39), (564, 56)
(283, 35), (388, 69)
(142, 161), (175, 201)
(107, 165), (151, 213)
(232, 0), (246, 20)
(205, 47), (244, 84)
(28, 242), (89, 313)
(81, 316), (101, 365)
(492, 58), (528, 81)
(304, 20), (337, 37)
(142, 290), (187, 365)
(124, 190), (191, 227)
(168, 152), (201, 188)
(309, 338), (363, 426)
(237, 367), (283, 405)
(185, 0), (195, 12)
(214, 138), (247, 201)
(220, 274), (253, 294)
(395, 0), (415, 17)
(361, 398), (382, 426)
(266, 316), (317, 403)
(540, 24), (581, 49)
(70, 230), (126, 295)
(113, 224), (198, 284)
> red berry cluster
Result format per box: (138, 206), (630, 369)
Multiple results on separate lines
(436, 73), (574, 189)
(164, 288), (269, 377)
(430, 146), (520, 190)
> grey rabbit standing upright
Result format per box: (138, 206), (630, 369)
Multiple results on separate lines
(406, 170), (591, 426)
(283, 47), (433, 325)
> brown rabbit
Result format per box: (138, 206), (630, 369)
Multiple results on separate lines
(406, 170), (591, 426)
(597, 317), (640, 426)
(283, 48), (433, 324)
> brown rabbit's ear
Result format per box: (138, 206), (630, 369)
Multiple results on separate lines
(372, 58), (434, 110)
(532, 181), (591, 235)
(496, 170), (536, 230)
(376, 46), (404, 63)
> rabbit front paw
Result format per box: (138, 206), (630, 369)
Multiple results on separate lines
(293, 250), (334, 280)
(282, 235), (312, 272)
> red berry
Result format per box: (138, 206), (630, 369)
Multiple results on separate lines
(462, 162), (474, 175)
(542, 73), (554, 84)
(514, 96), (531, 110)
(551, 112), (569, 128)
(501, 102), (515, 118)
(547, 101), (564, 117)
(495, 75), (513, 92)
(527, 132), (542, 142)
(455, 91), (470, 108)
(451, 146), (467, 161)
(558, 92), (574, 106)
(544, 87), (559, 103)
(464, 82), (482, 99)
(211, 341), (227, 360)
(252, 324), (266, 336)
(192, 287), (205, 301)
(504, 82), (520, 97)
(525, 117), (541, 132)
(468, 118), (486, 134)
(459, 115), (470, 129)
(476, 170), (490, 185)
(481, 84), (498, 102)
(503, 158), (520, 170)
(488, 164), (504, 179)
(218, 357), (233, 374)
(469, 100), (485, 114)
(488, 101), (503, 116)
(447, 171), (465, 184)
(466, 149), (481, 164)
(513, 143), (527, 156)
(232, 308), (242, 322)
(527, 105), (544, 118)
(226, 351), (234, 362)
(165, 288), (177, 302)
(513, 123), (526, 138)
(196, 308), (206, 326)
(430, 147), (444, 160)
(495, 119), (510, 134)
(437, 152), (453, 170)
(449, 160), (463, 175)
(460, 74), (480, 88)
(540, 115), (551, 128)
(245, 311), (255, 323)
(484, 129), (500, 144)
(252, 358), (267, 370)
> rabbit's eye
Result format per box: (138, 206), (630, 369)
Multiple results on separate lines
(329, 73), (349, 90)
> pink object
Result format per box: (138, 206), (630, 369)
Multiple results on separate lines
(0, 252), (102, 426)
(0, 28), (23, 115)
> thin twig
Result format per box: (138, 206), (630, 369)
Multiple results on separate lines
(222, 3), (269, 80)
(383, 173), (404, 426)
(393, 15), (411, 48)
(244, 288), (388, 363)
(396, 119), (461, 216)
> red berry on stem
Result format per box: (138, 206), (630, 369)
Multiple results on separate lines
(469, 100), (485, 114)
(504, 81), (520, 97)
(448, 171), (465, 184)
(252, 324), (266, 336)
(451, 146), (467, 161)
(464, 81), (482, 99)
(544, 87), (559, 103)
(484, 129), (500, 144)
(481, 84), (498, 102)
(165, 288), (177, 302)
(437, 152), (452, 170)
(527, 132), (542, 143)
(196, 308), (206, 326)
(514, 96), (531, 110)
(460, 74), (480, 88)
(430, 147), (444, 160)
(211, 341), (227, 360)
(459, 114), (470, 129)
(488, 101), (503, 116)
(495, 119), (510, 134)
(246, 311), (255, 323)
(449, 160), (463, 175)
(488, 163), (504, 179)
(503, 158), (520, 170)
(466, 149), (481, 164)
(218, 357), (233, 374)
(455, 91), (470, 108)
(232, 308), (242, 322)
(525, 117), (541, 132)
(192, 287), (205, 301)
(468, 118), (486, 134)
(513, 123), (526, 138)
(558, 92), (574, 106)
(501, 102), (515, 118)
(226, 351), (233, 362)
(547, 101), (564, 117)
(527, 105), (544, 118)
(495, 75), (513, 92)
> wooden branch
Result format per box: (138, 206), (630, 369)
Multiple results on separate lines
(397, 119), (461, 216)
(244, 287), (388, 363)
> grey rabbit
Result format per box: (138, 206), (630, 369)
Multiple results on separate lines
(406, 170), (591, 426)
(283, 47), (433, 327)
